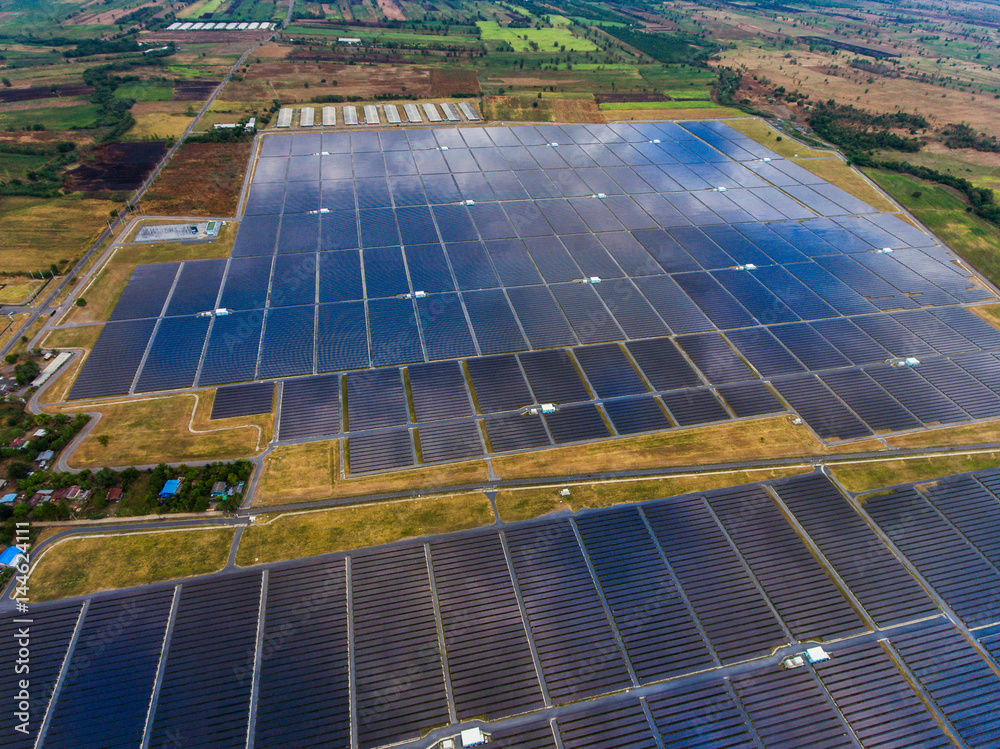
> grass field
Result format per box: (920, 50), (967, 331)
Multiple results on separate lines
(600, 100), (722, 110)
(491, 415), (881, 480)
(886, 418), (1000, 450)
(237, 493), (494, 565)
(603, 106), (744, 121)
(476, 21), (597, 52)
(114, 81), (174, 102)
(127, 105), (196, 140)
(28, 528), (234, 602)
(496, 467), (814, 522)
(58, 391), (271, 468)
(0, 103), (102, 131)
(725, 118), (832, 159)
(0, 195), (116, 275)
(832, 452), (1000, 494)
(0, 278), (43, 304)
(865, 169), (1000, 288)
(795, 159), (899, 213)
(254, 440), (489, 505)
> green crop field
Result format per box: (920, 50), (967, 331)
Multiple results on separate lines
(0, 103), (102, 130)
(476, 20), (597, 52)
(114, 81), (174, 102)
(600, 100), (722, 110)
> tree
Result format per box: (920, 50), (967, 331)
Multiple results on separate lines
(14, 360), (39, 385)
(75, 298), (87, 307)
(120, 467), (140, 488)
(95, 467), (117, 488)
(6, 462), (29, 480)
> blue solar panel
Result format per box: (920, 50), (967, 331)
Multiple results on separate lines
(359, 208), (400, 247)
(110, 263), (178, 321)
(518, 349), (590, 404)
(135, 316), (209, 392)
(258, 306), (314, 378)
(407, 360), (473, 422)
(712, 268), (799, 324)
(405, 244), (456, 293)
(349, 429), (413, 472)
(363, 245), (409, 297)
(485, 238), (544, 286)
(603, 396), (671, 434)
(771, 375), (872, 439)
(270, 254), (316, 307)
(820, 369), (921, 433)
(467, 355), (533, 413)
(317, 301), (369, 372)
(198, 310), (263, 386)
(676, 333), (756, 384)
(524, 235), (582, 282)
(448, 241), (501, 290)
(485, 411), (550, 451)
(211, 382), (273, 418)
(717, 381), (785, 417)
(463, 289), (528, 354)
(574, 343), (647, 397)
(660, 388), (730, 426)
(551, 283), (624, 343)
(318, 250), (363, 303)
(506, 285), (577, 349)
(277, 212), (319, 254)
(544, 403), (610, 443)
(71, 319), (157, 399)
(632, 228), (700, 273)
(320, 210), (359, 251)
(626, 338), (703, 391)
(368, 297), (423, 366)
(594, 278), (670, 339)
(219, 256), (272, 310)
(233, 215), (280, 256)
(345, 368), (407, 430)
(811, 317), (891, 364)
(725, 327), (806, 377)
(673, 272), (755, 329)
(418, 420), (484, 462)
(278, 374), (340, 440)
(416, 293), (477, 360)
(164, 259), (226, 316)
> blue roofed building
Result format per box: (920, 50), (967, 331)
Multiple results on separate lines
(159, 479), (181, 498)
(0, 493), (16, 504)
(0, 546), (24, 567)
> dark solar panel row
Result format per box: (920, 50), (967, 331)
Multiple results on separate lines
(417, 420), (484, 463)
(109, 263), (179, 321)
(890, 621), (1000, 748)
(430, 532), (544, 718)
(198, 310), (263, 386)
(0, 602), (82, 749)
(134, 316), (209, 392)
(862, 487), (1000, 627)
(771, 375), (873, 440)
(557, 699), (659, 749)
(574, 507), (715, 683)
(641, 497), (789, 662)
(770, 473), (939, 626)
(351, 545), (450, 748)
(41, 591), (173, 749)
(730, 667), (855, 748)
(504, 520), (633, 702)
(813, 641), (954, 749)
(70, 319), (156, 400)
(147, 573), (261, 748)
(211, 381), (273, 419)
(920, 474), (1000, 569)
(255, 558), (350, 749)
(706, 484), (867, 641)
(348, 429), (414, 473)
(278, 374), (340, 440)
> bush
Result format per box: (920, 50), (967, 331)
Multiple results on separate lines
(912, 190), (922, 198)
(6, 462), (29, 480)
(4, 353), (17, 364)
(75, 298), (87, 307)
(14, 360), (39, 385)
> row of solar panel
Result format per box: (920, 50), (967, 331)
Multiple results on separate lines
(11, 470), (1000, 749)
(258, 119), (762, 158)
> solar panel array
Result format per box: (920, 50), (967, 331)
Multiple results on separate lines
(68, 121), (1000, 469)
(10, 467), (1000, 748)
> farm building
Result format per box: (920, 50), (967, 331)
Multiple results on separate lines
(159, 479), (181, 498)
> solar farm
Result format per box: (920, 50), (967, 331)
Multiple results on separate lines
(65, 120), (1000, 474)
(5, 467), (1000, 748)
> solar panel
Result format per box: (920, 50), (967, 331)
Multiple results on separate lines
(462, 288), (528, 354)
(418, 420), (484, 462)
(345, 368), (407, 430)
(518, 349), (590, 404)
(109, 263), (178, 321)
(673, 272), (755, 329)
(147, 574), (261, 747)
(769, 322), (852, 371)
(258, 306), (315, 378)
(367, 297), (423, 366)
(594, 278), (670, 339)
(625, 338), (703, 391)
(135, 316), (209, 392)
(407, 360), (473, 422)
(349, 429), (414, 472)
(724, 327), (806, 377)
(660, 388), (730, 426)
(544, 403), (610, 443)
(71, 319), (156, 399)
(416, 293), (477, 360)
(771, 375), (872, 440)
(351, 546), (449, 746)
(219, 256), (272, 310)
(646, 681), (757, 748)
(198, 311), (263, 386)
(712, 268), (799, 324)
(676, 333), (756, 384)
(363, 246), (409, 297)
(484, 411), (550, 451)
(165, 259), (226, 315)
(602, 396), (671, 434)
(550, 283), (625, 344)
(505, 520), (632, 702)
(278, 374), (340, 440)
(506, 285), (578, 348)
(573, 343), (648, 397)
(575, 507), (713, 682)
(865, 364), (968, 425)
(269, 254), (316, 307)
(211, 381), (273, 418)
(317, 301), (369, 371)
(717, 380), (785, 418)
(467, 354), (533, 413)
(430, 533), (543, 717)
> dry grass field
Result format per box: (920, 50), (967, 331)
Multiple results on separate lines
(0, 196), (116, 274)
(832, 452), (1000, 494)
(28, 528), (234, 602)
(143, 142), (253, 217)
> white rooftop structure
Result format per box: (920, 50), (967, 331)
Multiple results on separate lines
(322, 106), (337, 126)
(191, 22), (205, 29)
(343, 106), (359, 126)
(338, 37), (362, 44)
(403, 103), (422, 123)
(457, 101), (480, 121)
(422, 102), (442, 122)
(440, 102), (461, 121)
(167, 22), (181, 30)
(275, 108), (293, 128)
(31, 351), (71, 388)
(383, 104), (401, 124)
(237, 22), (249, 29)
(178, 22), (193, 30)
(363, 104), (380, 125)
(300, 107), (315, 127)
(248, 22), (261, 29)
(460, 728), (487, 746)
